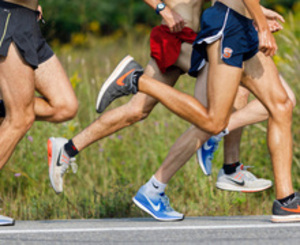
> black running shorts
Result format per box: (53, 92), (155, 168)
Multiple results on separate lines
(0, 1), (54, 69)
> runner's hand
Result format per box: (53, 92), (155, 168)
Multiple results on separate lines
(262, 7), (284, 33)
(37, 5), (43, 20)
(258, 29), (277, 57)
(160, 7), (185, 33)
(254, 18), (283, 33)
(267, 19), (282, 33)
(261, 7), (285, 24)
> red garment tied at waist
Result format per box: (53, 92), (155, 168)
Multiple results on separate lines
(150, 25), (197, 73)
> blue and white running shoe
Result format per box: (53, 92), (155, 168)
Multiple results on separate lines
(197, 136), (220, 176)
(0, 215), (14, 226)
(133, 186), (184, 221)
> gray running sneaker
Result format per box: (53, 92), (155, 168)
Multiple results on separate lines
(96, 55), (144, 113)
(48, 137), (77, 194)
(216, 165), (272, 192)
(0, 215), (14, 226)
(272, 192), (300, 223)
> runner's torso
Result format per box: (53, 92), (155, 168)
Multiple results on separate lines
(163, 0), (204, 32)
(217, 0), (251, 18)
(3, 0), (38, 10)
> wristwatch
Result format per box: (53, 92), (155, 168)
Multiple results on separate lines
(156, 2), (166, 15)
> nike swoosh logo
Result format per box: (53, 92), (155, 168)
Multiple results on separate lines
(56, 151), (62, 167)
(144, 194), (161, 212)
(203, 142), (213, 151)
(281, 205), (300, 213)
(116, 69), (134, 86)
(228, 178), (245, 186)
(152, 182), (159, 189)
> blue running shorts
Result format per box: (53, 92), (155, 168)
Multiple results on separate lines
(189, 2), (259, 77)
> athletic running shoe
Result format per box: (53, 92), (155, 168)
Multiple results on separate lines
(272, 193), (300, 223)
(0, 215), (14, 226)
(197, 136), (220, 175)
(133, 186), (184, 221)
(216, 165), (272, 192)
(96, 55), (144, 113)
(48, 137), (77, 194)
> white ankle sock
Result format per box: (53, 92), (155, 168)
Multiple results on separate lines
(214, 128), (229, 141)
(144, 175), (167, 196)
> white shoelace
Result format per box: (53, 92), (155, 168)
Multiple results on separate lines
(61, 157), (77, 175)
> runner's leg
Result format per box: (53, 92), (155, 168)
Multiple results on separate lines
(71, 58), (181, 151)
(227, 75), (296, 131)
(0, 44), (35, 169)
(34, 55), (78, 122)
(242, 52), (294, 199)
(72, 42), (195, 151)
(223, 87), (249, 164)
(137, 40), (243, 134)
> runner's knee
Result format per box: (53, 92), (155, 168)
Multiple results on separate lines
(7, 108), (35, 133)
(202, 115), (228, 135)
(52, 97), (78, 122)
(125, 100), (154, 124)
(126, 105), (151, 124)
(271, 97), (293, 121)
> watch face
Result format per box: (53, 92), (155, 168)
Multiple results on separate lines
(158, 3), (165, 10)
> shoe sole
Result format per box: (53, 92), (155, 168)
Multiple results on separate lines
(95, 55), (134, 113)
(0, 220), (15, 226)
(271, 214), (300, 223)
(216, 182), (272, 193)
(196, 148), (210, 176)
(132, 197), (184, 222)
(48, 138), (61, 194)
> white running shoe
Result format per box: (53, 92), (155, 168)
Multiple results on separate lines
(48, 137), (77, 194)
(216, 165), (272, 192)
(0, 215), (14, 226)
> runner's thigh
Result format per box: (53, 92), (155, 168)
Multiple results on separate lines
(0, 43), (34, 116)
(206, 40), (242, 123)
(242, 52), (289, 113)
(34, 55), (77, 106)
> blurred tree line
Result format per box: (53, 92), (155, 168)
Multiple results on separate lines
(41, 0), (158, 42)
(40, 0), (299, 43)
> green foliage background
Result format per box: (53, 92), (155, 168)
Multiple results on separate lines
(0, 1), (299, 221)
(41, 0), (300, 42)
(41, 0), (159, 42)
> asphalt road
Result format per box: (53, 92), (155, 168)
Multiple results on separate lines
(0, 216), (300, 245)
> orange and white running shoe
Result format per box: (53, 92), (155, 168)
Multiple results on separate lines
(48, 137), (77, 194)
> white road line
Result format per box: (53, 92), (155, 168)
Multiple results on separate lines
(1, 223), (300, 234)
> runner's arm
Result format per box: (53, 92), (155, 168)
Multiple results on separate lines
(242, 0), (277, 56)
(143, 0), (185, 32)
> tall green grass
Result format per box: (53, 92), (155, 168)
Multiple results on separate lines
(1, 16), (299, 220)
